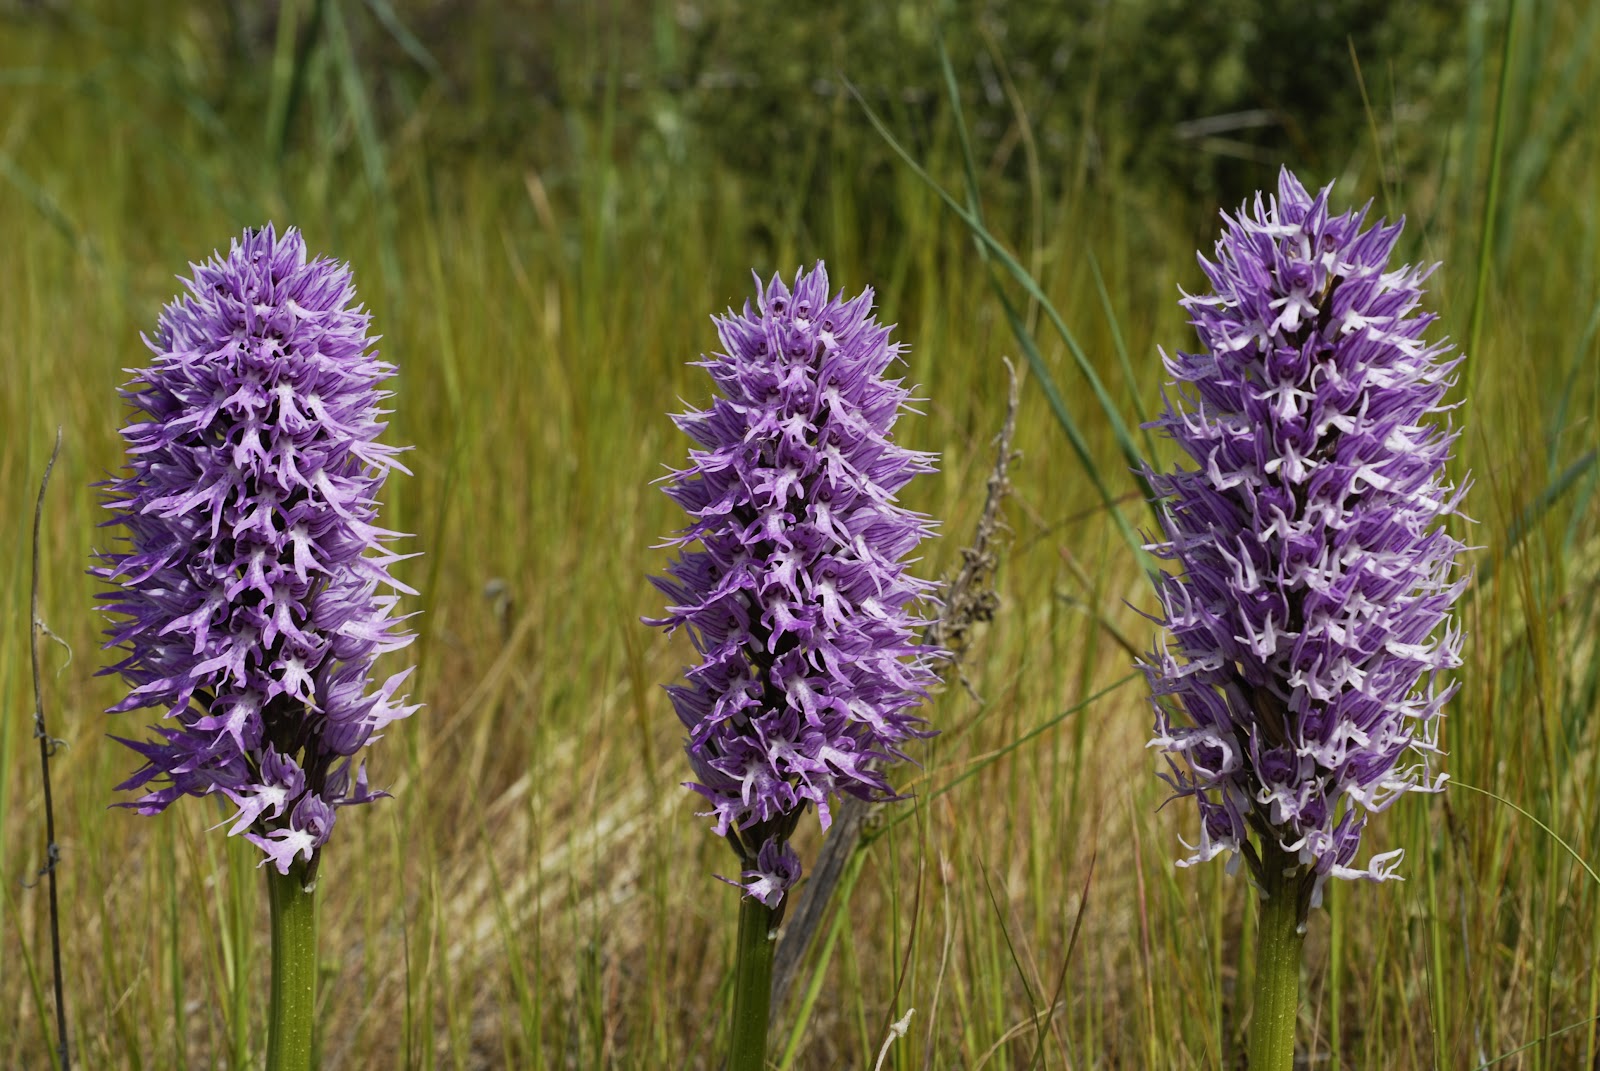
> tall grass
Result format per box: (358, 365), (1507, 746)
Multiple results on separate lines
(2, 2), (1597, 1067)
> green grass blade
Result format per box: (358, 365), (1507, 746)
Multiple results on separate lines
(777, 850), (869, 1070)
(3, 879), (62, 1070)
(872, 44), (1155, 568)
(264, 0), (309, 158)
(868, 672), (1142, 843)
(1085, 247), (1159, 461)
(323, 0), (400, 295)
(1548, 297), (1600, 466)
(1465, 0), (1520, 396)
(1471, 1014), (1600, 1069)
(991, 271), (1151, 563)
(1473, 448), (1597, 591)
(0, 151), (96, 264)
(362, 0), (444, 78)
(1452, 782), (1600, 889)
(849, 80), (1154, 503)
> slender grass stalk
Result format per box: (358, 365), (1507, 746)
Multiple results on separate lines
(227, 838), (253, 1068)
(28, 428), (69, 1071)
(729, 896), (777, 1071)
(778, 850), (868, 1069)
(1248, 842), (1307, 1071)
(263, 0), (304, 157)
(1590, 890), (1600, 1071)
(266, 864), (318, 1071)
(1465, 0), (1519, 395)
(851, 68), (1156, 553)
(162, 822), (186, 1070)
(1329, 878), (1344, 1069)
(1425, 805), (1449, 1059)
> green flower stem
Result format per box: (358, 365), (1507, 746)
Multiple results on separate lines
(266, 862), (317, 1071)
(1248, 840), (1307, 1071)
(728, 894), (778, 1071)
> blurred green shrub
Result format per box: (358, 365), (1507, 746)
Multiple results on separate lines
(20, 0), (1467, 229)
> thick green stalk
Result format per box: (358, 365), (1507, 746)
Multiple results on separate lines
(1248, 842), (1307, 1071)
(728, 894), (778, 1071)
(266, 863), (318, 1071)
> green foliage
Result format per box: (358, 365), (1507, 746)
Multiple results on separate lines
(1092, 0), (1465, 200)
(58, 0), (1471, 252)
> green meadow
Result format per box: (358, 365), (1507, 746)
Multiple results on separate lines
(1, 2), (1597, 1067)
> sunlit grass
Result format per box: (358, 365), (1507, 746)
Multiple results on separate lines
(1, 2), (1597, 1068)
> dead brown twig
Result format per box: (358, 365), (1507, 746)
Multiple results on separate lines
(27, 428), (71, 1071)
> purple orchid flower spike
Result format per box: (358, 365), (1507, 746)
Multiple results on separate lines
(97, 224), (419, 879)
(1143, 168), (1470, 911)
(1145, 168), (1472, 1070)
(649, 262), (942, 909)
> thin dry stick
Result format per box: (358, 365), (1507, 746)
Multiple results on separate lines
(28, 427), (70, 1070)
(771, 359), (1021, 1017)
(872, 1007), (916, 1071)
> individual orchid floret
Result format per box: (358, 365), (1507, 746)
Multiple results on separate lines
(730, 839), (803, 910)
(97, 224), (418, 877)
(650, 262), (941, 908)
(1143, 168), (1469, 910)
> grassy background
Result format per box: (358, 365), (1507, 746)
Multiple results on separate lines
(1, 1), (1597, 1067)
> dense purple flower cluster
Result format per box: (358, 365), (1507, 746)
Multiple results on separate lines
(650, 263), (940, 907)
(98, 225), (417, 877)
(1144, 169), (1468, 904)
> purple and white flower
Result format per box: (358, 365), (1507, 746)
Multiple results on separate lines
(650, 263), (941, 905)
(98, 225), (417, 876)
(1144, 169), (1469, 904)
